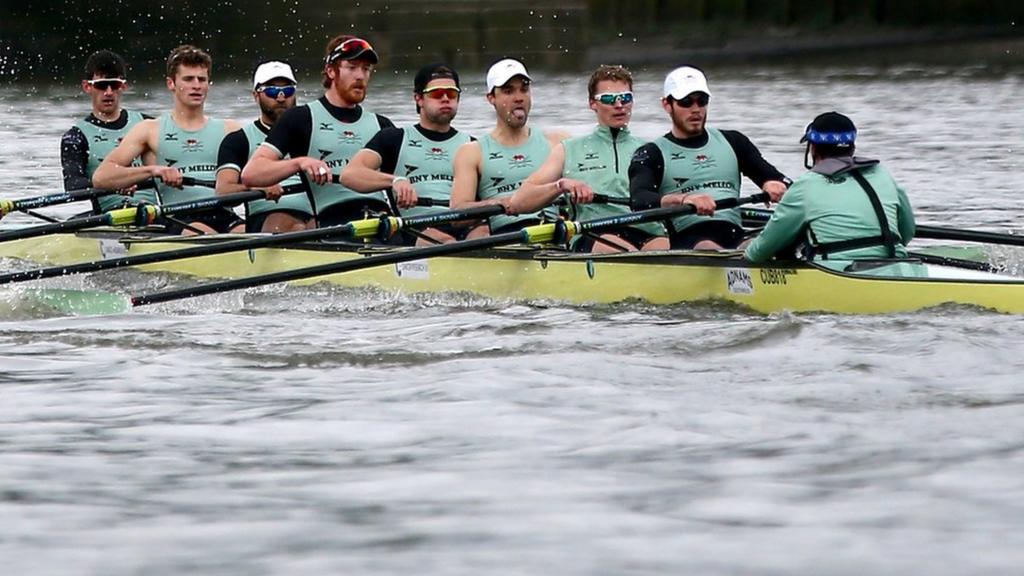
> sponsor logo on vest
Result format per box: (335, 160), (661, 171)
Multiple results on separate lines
(509, 154), (529, 167)
(405, 164), (419, 174)
(670, 152), (686, 161)
(165, 159), (178, 167)
(576, 162), (607, 173)
(490, 177), (504, 187)
(409, 139), (422, 148)
(339, 130), (360, 143)
(584, 152), (599, 160)
(693, 154), (717, 169)
(184, 139), (203, 152)
(488, 152), (503, 160)
(164, 133), (178, 141)
(427, 147), (448, 161)
(409, 173), (453, 185)
(93, 134), (110, 143)
(318, 148), (332, 160)
(319, 122), (334, 131)
(673, 177), (690, 187)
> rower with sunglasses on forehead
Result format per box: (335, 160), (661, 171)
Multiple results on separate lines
(93, 45), (244, 235)
(509, 65), (668, 253)
(629, 66), (790, 250)
(215, 61), (314, 233)
(241, 35), (395, 229)
(450, 58), (569, 238)
(341, 63), (473, 245)
(61, 50), (153, 213)
(745, 112), (917, 275)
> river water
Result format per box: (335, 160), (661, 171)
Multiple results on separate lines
(1, 63), (1023, 574)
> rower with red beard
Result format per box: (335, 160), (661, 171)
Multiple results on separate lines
(341, 64), (473, 245)
(215, 61), (312, 233)
(241, 35), (395, 228)
(449, 58), (569, 238)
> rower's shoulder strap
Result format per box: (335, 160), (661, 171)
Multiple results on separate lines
(847, 167), (896, 258)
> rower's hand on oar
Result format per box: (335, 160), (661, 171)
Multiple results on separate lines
(663, 192), (715, 215)
(556, 178), (594, 204)
(762, 180), (788, 204)
(297, 158), (332, 185)
(117, 184), (138, 196)
(262, 184), (285, 202)
(391, 177), (418, 209)
(152, 166), (184, 188)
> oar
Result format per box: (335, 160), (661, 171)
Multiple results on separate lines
(0, 178), (187, 220)
(0, 204), (505, 285)
(0, 189), (262, 244)
(131, 194), (768, 307)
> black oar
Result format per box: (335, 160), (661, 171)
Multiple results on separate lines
(131, 194), (768, 307)
(0, 204), (505, 285)
(0, 178), (197, 220)
(0, 189), (261, 244)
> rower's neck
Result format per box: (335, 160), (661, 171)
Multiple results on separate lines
(325, 90), (358, 109)
(490, 124), (530, 147)
(172, 105), (207, 130)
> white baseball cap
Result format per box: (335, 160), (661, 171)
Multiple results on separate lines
(663, 66), (711, 99)
(486, 58), (531, 92)
(252, 61), (297, 90)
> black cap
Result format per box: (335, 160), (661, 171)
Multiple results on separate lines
(414, 63), (460, 93)
(325, 38), (379, 65)
(800, 111), (857, 146)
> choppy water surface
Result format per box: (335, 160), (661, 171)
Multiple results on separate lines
(1, 63), (1023, 574)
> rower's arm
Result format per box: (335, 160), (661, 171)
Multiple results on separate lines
(215, 129), (251, 196)
(340, 149), (389, 192)
(628, 143), (665, 210)
(241, 145), (304, 188)
(60, 126), (91, 191)
(93, 119), (167, 190)
(744, 183), (808, 263)
(509, 143), (566, 214)
(451, 142), (498, 209)
(896, 183), (916, 244)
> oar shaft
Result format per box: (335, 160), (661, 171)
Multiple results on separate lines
(915, 224), (1024, 247)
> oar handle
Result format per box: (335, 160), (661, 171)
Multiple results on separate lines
(177, 177), (216, 188)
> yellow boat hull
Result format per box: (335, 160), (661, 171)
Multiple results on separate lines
(1, 231), (1022, 314)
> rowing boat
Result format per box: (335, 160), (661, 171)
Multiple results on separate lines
(0, 228), (1021, 314)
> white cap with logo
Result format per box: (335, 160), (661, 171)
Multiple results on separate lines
(663, 66), (710, 99)
(252, 61), (297, 90)
(486, 58), (531, 92)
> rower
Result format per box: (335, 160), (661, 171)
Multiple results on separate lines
(60, 50), (152, 213)
(241, 35), (395, 228)
(744, 112), (917, 267)
(629, 66), (790, 249)
(341, 63), (473, 245)
(509, 65), (667, 252)
(449, 58), (569, 238)
(92, 45), (243, 234)
(215, 61), (313, 233)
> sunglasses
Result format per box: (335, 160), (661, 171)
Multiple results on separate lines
(256, 85), (297, 98)
(422, 86), (460, 100)
(326, 38), (376, 64)
(674, 93), (710, 108)
(87, 78), (126, 91)
(594, 91), (633, 105)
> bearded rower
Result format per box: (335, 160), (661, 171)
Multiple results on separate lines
(60, 50), (152, 213)
(93, 45), (242, 234)
(342, 63), (473, 245)
(450, 58), (569, 238)
(216, 61), (312, 233)
(629, 66), (789, 249)
(241, 35), (395, 228)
